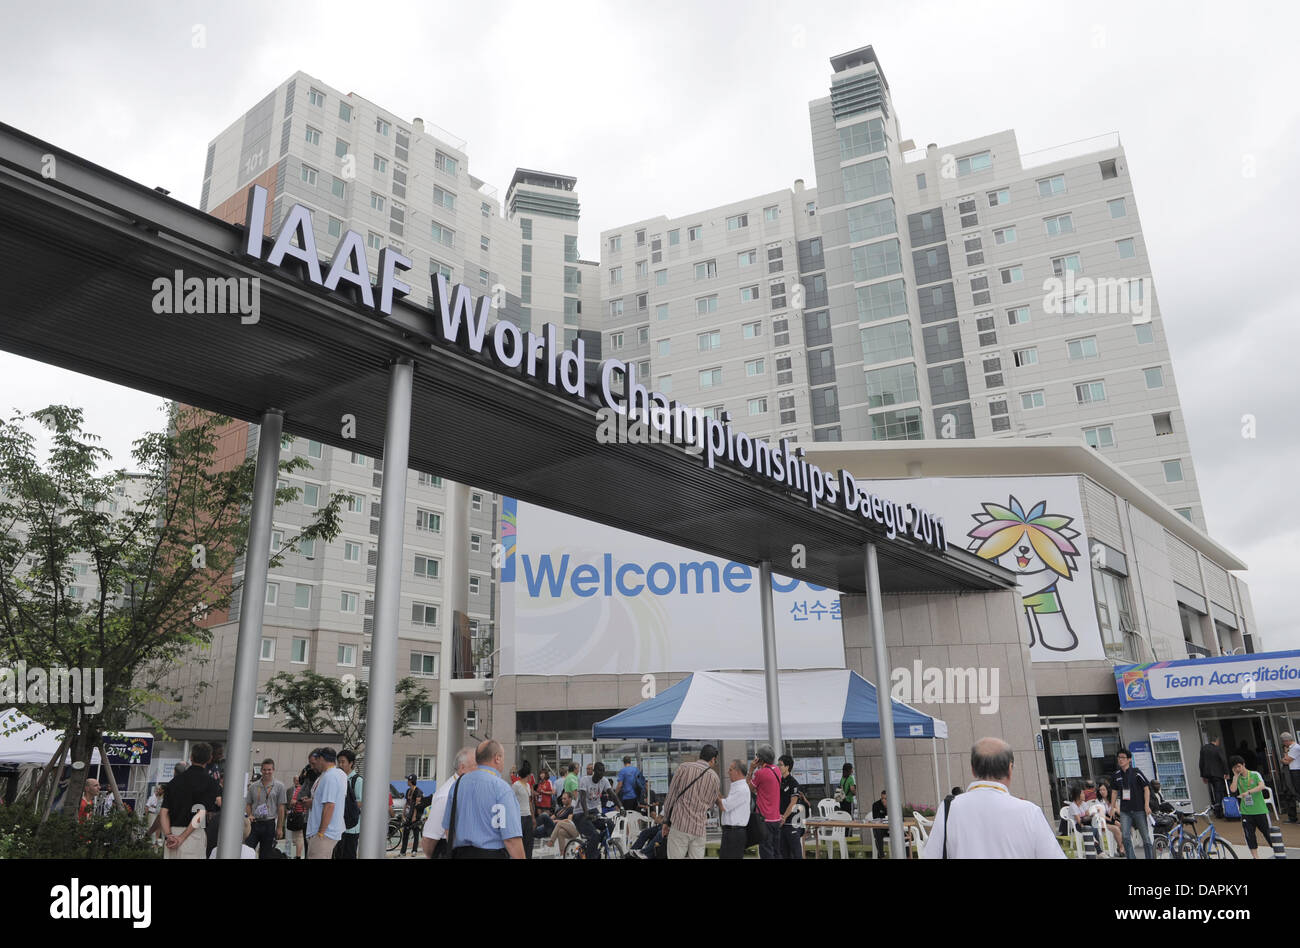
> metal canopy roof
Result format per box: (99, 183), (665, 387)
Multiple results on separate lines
(0, 123), (1015, 597)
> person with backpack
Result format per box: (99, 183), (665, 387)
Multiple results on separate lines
(335, 749), (362, 859)
(615, 756), (644, 813)
(1229, 755), (1271, 858)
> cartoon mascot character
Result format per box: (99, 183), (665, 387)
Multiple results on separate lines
(966, 495), (1082, 652)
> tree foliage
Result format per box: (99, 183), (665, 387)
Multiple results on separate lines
(0, 404), (344, 816)
(262, 669), (430, 761)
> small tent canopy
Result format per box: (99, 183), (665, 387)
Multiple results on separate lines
(592, 670), (947, 741)
(0, 708), (103, 765)
(592, 671), (949, 807)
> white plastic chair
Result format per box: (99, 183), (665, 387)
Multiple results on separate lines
(817, 798), (840, 818)
(911, 812), (932, 858)
(819, 822), (848, 859)
(1059, 805), (1084, 858)
(1262, 784), (1281, 824)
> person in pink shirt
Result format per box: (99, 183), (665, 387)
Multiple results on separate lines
(747, 745), (784, 859)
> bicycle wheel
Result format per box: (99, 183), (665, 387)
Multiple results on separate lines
(607, 838), (626, 860)
(1152, 834), (1173, 859)
(386, 819), (401, 852)
(1203, 837), (1238, 860)
(563, 838), (586, 860)
(1177, 837), (1199, 859)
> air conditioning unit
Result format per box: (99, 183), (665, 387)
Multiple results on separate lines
(465, 709), (479, 730)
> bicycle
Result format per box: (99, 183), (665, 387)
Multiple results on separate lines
(563, 814), (626, 860)
(1153, 804), (1237, 859)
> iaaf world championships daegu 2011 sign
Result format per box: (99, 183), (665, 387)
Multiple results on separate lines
(238, 185), (947, 552)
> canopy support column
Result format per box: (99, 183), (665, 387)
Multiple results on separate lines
(360, 358), (414, 859)
(864, 542), (904, 858)
(758, 560), (783, 757)
(218, 408), (282, 859)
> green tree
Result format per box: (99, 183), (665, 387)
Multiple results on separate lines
(0, 404), (344, 817)
(262, 669), (430, 763)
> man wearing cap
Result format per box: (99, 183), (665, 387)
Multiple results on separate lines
(441, 740), (524, 858)
(399, 773), (426, 856)
(306, 747), (347, 860)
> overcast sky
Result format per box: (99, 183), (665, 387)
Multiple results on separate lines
(1, 0), (1296, 648)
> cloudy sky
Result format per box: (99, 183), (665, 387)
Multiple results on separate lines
(1, 0), (1296, 647)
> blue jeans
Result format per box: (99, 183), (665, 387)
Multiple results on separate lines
(1119, 810), (1152, 859)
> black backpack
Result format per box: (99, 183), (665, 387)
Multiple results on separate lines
(343, 773), (361, 830)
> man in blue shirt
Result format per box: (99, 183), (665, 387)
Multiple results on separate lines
(615, 756), (642, 812)
(441, 740), (524, 859)
(306, 747), (347, 859)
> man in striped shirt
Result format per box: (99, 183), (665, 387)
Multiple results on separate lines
(662, 745), (721, 859)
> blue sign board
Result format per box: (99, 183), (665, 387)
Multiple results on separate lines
(1114, 650), (1300, 710)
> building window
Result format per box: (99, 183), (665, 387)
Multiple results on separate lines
(373, 155), (387, 174)
(299, 537), (317, 561)
(469, 576), (481, 595)
(430, 222), (455, 248)
(260, 637), (275, 661)
(655, 269), (667, 286)
(1000, 266), (1024, 284)
(637, 327), (649, 345)
(806, 201), (817, 216)
(686, 224), (702, 242)
(255, 695), (269, 718)
(480, 235), (490, 251)
(471, 492), (483, 511)
(308, 87), (325, 107)
(338, 102), (352, 122)
(1075, 380), (1106, 404)
(1117, 238), (1136, 258)
(1006, 306), (1030, 326)
(434, 186), (456, 210)
(335, 138), (349, 158)
(865, 363), (920, 408)
(987, 188), (1010, 206)
(1153, 412), (1174, 436)
(300, 164), (318, 186)
(1051, 254), (1082, 278)
(410, 652), (439, 677)
(344, 541), (361, 562)
(1037, 174), (1066, 197)
(411, 603), (439, 627)
(1044, 213), (1073, 236)
(694, 260), (717, 280)
(1140, 365), (1166, 389)
(993, 226), (1016, 245)
(338, 643), (356, 666)
(330, 176), (346, 199)
(667, 228), (680, 246)
(1067, 336), (1099, 360)
(609, 266), (623, 286)
(697, 330), (721, 351)
(293, 584), (312, 609)
(417, 472), (443, 488)
(327, 217), (343, 237)
(636, 293), (647, 312)
(410, 704), (437, 729)
(375, 117), (390, 136)
(1100, 159), (1119, 179)
(302, 484), (320, 507)
(416, 509), (442, 532)
(635, 260), (648, 278)
(1163, 459), (1184, 482)
(956, 151), (992, 176)
(1012, 347), (1038, 367)
(699, 367), (722, 388)
(696, 295), (719, 316)
(747, 397), (768, 416)
(657, 339), (671, 357)
(1108, 198), (1127, 218)
(1083, 424), (1115, 449)
(659, 375), (673, 394)
(745, 358), (765, 377)
(635, 229), (646, 247)
(1175, 507), (1193, 522)
(291, 637), (309, 663)
(726, 213), (748, 230)
(743, 320), (762, 339)
(414, 555), (440, 579)
(435, 151), (458, 175)
(1021, 390), (1045, 410)
(1135, 323), (1154, 345)
(608, 299), (624, 318)
(305, 126), (321, 146)
(265, 583), (279, 606)
(470, 533), (481, 552)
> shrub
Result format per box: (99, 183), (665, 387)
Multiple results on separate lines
(0, 805), (160, 859)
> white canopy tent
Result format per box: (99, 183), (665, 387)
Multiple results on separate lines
(0, 708), (104, 766)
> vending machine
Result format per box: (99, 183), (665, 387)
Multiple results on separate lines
(1148, 730), (1192, 806)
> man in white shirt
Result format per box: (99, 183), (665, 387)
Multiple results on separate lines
(717, 760), (751, 859)
(421, 746), (477, 858)
(922, 737), (1065, 859)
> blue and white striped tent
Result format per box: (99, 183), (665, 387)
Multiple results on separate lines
(592, 670), (947, 741)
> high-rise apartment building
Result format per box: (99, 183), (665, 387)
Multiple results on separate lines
(597, 46), (1205, 528)
(150, 73), (593, 781)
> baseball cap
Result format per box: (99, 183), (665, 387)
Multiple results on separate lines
(406, 773), (418, 782)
